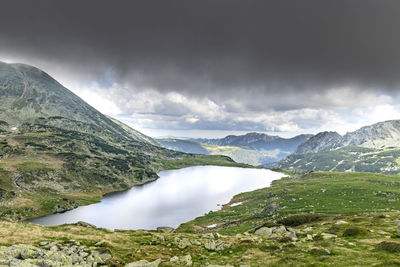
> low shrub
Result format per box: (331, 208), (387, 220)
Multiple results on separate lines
(343, 227), (364, 237)
(278, 214), (321, 226)
(376, 241), (400, 252)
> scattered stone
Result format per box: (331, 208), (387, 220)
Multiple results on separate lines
(181, 254), (192, 266)
(304, 227), (313, 232)
(178, 238), (191, 249)
(190, 239), (201, 246)
(156, 226), (175, 233)
(125, 258), (162, 267)
(377, 230), (389, 235)
(335, 220), (348, 225)
(321, 233), (337, 239)
(94, 240), (107, 246)
(254, 225), (297, 241)
(170, 256), (179, 262)
(254, 227), (273, 237)
(0, 243), (111, 266)
(306, 234), (313, 241)
(204, 239), (230, 251)
(262, 203), (281, 213)
(202, 233), (215, 239)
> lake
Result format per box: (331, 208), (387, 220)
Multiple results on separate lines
(29, 166), (285, 230)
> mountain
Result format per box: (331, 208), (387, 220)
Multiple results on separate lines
(341, 120), (400, 148)
(157, 138), (210, 154)
(278, 120), (400, 174)
(158, 133), (313, 166)
(192, 132), (312, 151)
(0, 61), (239, 220)
(294, 131), (342, 154)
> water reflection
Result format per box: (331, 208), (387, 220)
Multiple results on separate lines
(29, 166), (285, 230)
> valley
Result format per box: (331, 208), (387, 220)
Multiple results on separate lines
(158, 133), (312, 166)
(2, 61), (400, 266)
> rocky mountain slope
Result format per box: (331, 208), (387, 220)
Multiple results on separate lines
(279, 120), (400, 174)
(295, 131), (342, 154)
(295, 120), (400, 155)
(0, 62), (240, 220)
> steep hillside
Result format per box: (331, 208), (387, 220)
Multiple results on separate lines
(294, 120), (400, 155)
(341, 120), (400, 148)
(295, 131), (342, 154)
(157, 138), (210, 155)
(280, 120), (400, 173)
(0, 62), (240, 220)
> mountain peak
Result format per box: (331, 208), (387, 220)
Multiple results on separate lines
(295, 131), (342, 154)
(0, 61), (158, 146)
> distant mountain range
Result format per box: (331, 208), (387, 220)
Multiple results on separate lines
(158, 133), (313, 166)
(278, 120), (400, 174)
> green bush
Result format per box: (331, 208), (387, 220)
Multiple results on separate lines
(278, 214), (321, 226)
(343, 227), (364, 237)
(376, 241), (400, 252)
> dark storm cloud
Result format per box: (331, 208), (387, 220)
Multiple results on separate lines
(1, 0), (400, 104)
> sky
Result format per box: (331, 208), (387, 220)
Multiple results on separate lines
(1, 1), (400, 138)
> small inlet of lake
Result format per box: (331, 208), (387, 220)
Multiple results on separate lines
(29, 166), (285, 230)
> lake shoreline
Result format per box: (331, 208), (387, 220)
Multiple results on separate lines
(28, 166), (283, 230)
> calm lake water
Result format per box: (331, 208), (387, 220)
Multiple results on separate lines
(29, 166), (285, 230)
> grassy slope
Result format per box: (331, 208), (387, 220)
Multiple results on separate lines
(3, 171), (400, 266)
(178, 171), (400, 235)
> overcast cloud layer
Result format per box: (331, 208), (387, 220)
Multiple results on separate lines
(1, 0), (400, 137)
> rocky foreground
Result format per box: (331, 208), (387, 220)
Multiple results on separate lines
(2, 212), (400, 266)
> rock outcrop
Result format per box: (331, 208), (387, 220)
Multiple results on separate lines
(0, 241), (111, 266)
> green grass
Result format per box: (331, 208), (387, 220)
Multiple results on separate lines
(178, 171), (400, 235)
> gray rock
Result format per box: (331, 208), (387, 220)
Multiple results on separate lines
(170, 256), (179, 262)
(204, 239), (230, 251)
(254, 227), (273, 237)
(181, 254), (192, 266)
(262, 203), (281, 213)
(321, 233), (337, 239)
(125, 258), (162, 267)
(94, 240), (107, 246)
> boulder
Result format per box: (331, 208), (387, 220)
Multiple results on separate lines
(321, 233), (337, 239)
(204, 239), (230, 251)
(254, 227), (273, 237)
(181, 254), (192, 266)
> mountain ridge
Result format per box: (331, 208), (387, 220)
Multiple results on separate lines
(294, 120), (400, 155)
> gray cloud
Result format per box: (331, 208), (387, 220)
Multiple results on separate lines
(1, 1), (400, 135)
